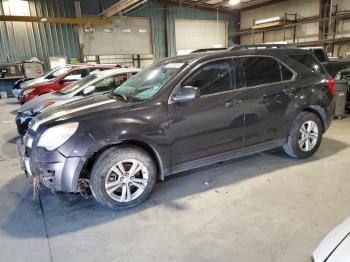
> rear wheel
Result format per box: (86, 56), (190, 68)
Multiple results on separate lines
(90, 146), (156, 210)
(283, 112), (323, 159)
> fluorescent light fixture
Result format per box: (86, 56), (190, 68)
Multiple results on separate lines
(228, 0), (240, 6)
(40, 18), (47, 22)
(139, 29), (147, 33)
(4, 0), (30, 16)
(122, 29), (131, 33)
(213, 44), (223, 48)
(255, 16), (282, 25)
(104, 28), (113, 33)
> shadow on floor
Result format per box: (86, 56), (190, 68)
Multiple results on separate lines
(1, 137), (348, 238)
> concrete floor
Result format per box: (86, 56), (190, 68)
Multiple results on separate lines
(0, 98), (349, 262)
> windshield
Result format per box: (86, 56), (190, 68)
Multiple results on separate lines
(112, 60), (188, 102)
(57, 74), (98, 95)
(44, 66), (71, 80)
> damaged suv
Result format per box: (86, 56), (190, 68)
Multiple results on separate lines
(18, 48), (335, 210)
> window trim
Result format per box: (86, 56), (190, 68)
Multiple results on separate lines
(168, 56), (237, 104)
(168, 55), (297, 104)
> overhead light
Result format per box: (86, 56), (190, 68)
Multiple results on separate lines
(228, 0), (240, 5)
(40, 18), (47, 22)
(122, 29), (131, 33)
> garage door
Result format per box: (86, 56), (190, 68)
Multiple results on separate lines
(175, 19), (228, 54)
(82, 17), (153, 55)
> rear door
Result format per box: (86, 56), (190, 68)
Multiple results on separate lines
(236, 56), (295, 147)
(168, 58), (245, 169)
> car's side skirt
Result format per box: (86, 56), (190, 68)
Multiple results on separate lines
(169, 139), (285, 176)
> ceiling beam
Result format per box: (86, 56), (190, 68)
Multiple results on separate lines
(160, 0), (237, 15)
(0, 15), (112, 25)
(100, 0), (140, 17)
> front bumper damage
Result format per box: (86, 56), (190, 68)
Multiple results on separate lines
(17, 133), (87, 193)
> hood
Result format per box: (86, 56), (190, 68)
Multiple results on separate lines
(18, 93), (57, 113)
(30, 94), (128, 132)
(313, 217), (350, 262)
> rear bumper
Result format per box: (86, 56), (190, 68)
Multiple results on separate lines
(17, 136), (86, 193)
(324, 98), (335, 132)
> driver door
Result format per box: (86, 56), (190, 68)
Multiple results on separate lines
(168, 58), (245, 170)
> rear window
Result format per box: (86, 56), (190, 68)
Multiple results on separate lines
(288, 54), (328, 75)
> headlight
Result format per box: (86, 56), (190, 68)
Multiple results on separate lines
(33, 101), (55, 114)
(37, 122), (79, 151)
(23, 88), (35, 96)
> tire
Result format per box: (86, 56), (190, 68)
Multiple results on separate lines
(90, 145), (157, 210)
(283, 112), (323, 159)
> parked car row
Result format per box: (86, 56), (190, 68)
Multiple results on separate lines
(16, 67), (141, 135)
(16, 47), (336, 211)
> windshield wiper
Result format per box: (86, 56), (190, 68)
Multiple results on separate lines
(110, 91), (128, 102)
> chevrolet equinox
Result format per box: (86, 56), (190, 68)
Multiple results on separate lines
(18, 48), (335, 210)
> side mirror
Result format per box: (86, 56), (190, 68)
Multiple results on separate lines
(83, 85), (96, 95)
(172, 86), (200, 103)
(59, 79), (65, 85)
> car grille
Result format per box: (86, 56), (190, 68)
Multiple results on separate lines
(25, 146), (32, 158)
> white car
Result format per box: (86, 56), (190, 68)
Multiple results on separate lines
(313, 217), (350, 262)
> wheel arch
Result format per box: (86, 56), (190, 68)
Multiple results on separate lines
(82, 140), (166, 182)
(302, 105), (327, 133)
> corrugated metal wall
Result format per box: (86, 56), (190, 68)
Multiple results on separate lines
(131, 3), (236, 59)
(0, 0), (80, 68)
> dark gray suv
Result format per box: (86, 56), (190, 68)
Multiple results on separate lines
(18, 48), (335, 210)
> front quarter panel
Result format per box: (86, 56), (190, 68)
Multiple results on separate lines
(56, 100), (171, 175)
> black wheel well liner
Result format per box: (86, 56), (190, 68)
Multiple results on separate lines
(82, 140), (165, 181)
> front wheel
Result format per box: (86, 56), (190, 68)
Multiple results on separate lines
(283, 112), (323, 159)
(90, 146), (157, 210)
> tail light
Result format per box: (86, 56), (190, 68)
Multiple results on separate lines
(326, 77), (336, 96)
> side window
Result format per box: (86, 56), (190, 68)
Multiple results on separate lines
(288, 54), (327, 75)
(63, 69), (88, 81)
(94, 74), (128, 93)
(182, 59), (234, 96)
(280, 63), (294, 81)
(241, 57), (282, 87)
(90, 68), (103, 75)
(313, 49), (327, 62)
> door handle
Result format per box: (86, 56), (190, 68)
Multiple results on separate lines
(225, 99), (242, 108)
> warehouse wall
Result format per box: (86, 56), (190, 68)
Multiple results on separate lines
(131, 3), (236, 59)
(240, 0), (320, 45)
(239, 0), (350, 57)
(0, 0), (80, 68)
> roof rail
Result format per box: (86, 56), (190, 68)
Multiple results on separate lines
(190, 48), (228, 53)
(228, 44), (297, 50)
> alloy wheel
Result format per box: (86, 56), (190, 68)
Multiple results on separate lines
(105, 159), (149, 202)
(298, 120), (319, 152)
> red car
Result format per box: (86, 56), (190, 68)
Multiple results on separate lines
(19, 65), (116, 104)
